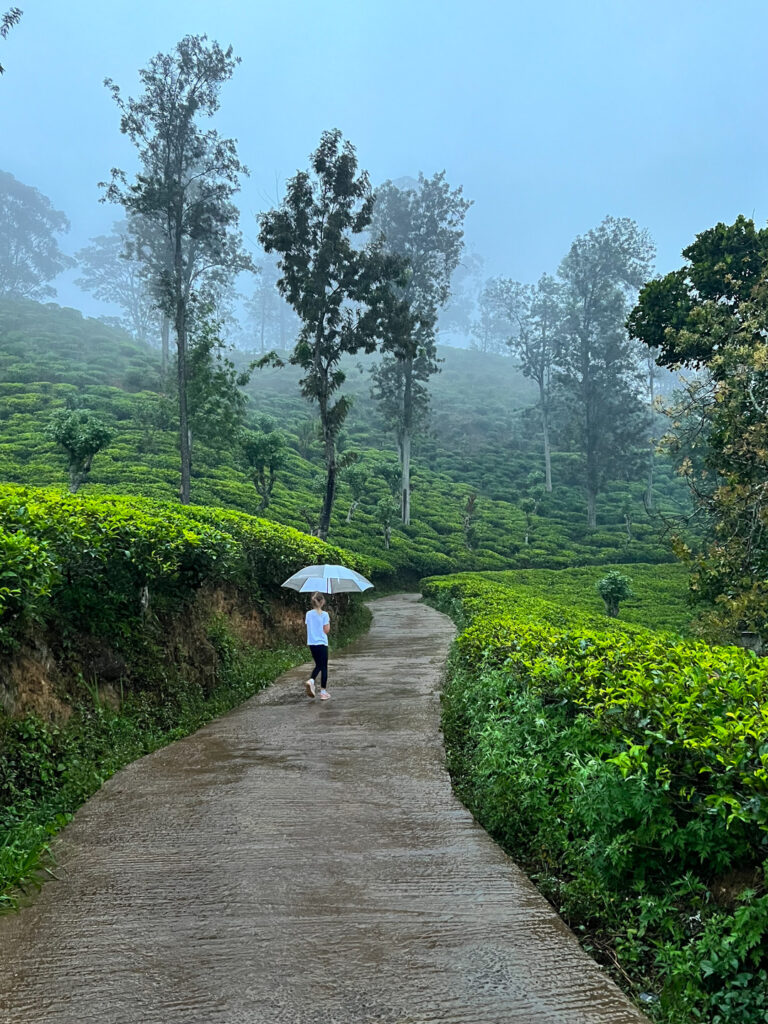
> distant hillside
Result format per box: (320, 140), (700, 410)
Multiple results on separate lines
(0, 297), (688, 577)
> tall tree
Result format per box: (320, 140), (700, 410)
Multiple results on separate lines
(471, 278), (509, 354)
(0, 7), (21, 76)
(557, 216), (655, 526)
(102, 34), (251, 504)
(484, 274), (560, 491)
(259, 129), (397, 541)
(371, 172), (471, 523)
(75, 220), (162, 345)
(0, 170), (73, 298)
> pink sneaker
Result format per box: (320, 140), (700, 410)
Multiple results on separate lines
(319, 689), (331, 700)
(305, 678), (316, 698)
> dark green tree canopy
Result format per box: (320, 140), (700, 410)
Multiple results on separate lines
(259, 129), (390, 376)
(628, 214), (768, 635)
(628, 215), (768, 370)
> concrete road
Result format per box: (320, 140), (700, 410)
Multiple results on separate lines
(0, 594), (648, 1023)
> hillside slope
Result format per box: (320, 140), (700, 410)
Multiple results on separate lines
(0, 298), (687, 576)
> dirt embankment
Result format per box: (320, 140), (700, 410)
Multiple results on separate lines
(0, 586), (308, 723)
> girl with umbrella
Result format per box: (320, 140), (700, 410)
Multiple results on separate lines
(305, 591), (331, 700)
(281, 564), (374, 703)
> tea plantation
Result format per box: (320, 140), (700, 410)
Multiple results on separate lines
(0, 481), (378, 908)
(0, 297), (686, 579)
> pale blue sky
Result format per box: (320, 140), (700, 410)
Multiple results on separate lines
(2, 0), (768, 319)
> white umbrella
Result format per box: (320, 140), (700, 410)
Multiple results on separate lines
(281, 563), (373, 594)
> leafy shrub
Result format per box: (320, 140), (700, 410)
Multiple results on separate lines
(0, 483), (376, 907)
(596, 569), (634, 616)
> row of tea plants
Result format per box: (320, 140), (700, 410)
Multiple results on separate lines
(423, 571), (768, 1023)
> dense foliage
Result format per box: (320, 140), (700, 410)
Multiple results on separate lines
(0, 483), (370, 651)
(629, 215), (768, 640)
(424, 570), (768, 1022)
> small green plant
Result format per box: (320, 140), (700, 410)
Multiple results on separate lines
(376, 495), (399, 550)
(596, 569), (633, 617)
(240, 416), (287, 511)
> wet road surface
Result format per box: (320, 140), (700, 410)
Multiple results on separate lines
(0, 594), (648, 1023)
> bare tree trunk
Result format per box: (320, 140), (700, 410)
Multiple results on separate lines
(586, 487), (597, 529)
(161, 315), (170, 381)
(584, 363), (598, 528)
(401, 432), (411, 526)
(318, 437), (336, 541)
(586, 408), (598, 528)
(646, 357), (656, 510)
(176, 297), (191, 505)
(538, 379), (552, 493)
(401, 356), (413, 525)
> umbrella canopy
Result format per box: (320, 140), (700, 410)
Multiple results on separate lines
(281, 563), (373, 594)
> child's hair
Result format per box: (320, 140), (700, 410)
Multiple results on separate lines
(311, 591), (325, 609)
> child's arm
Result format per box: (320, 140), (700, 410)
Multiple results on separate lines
(323, 615), (330, 636)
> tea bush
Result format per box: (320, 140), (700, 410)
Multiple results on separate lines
(423, 570), (768, 1022)
(0, 484), (373, 649)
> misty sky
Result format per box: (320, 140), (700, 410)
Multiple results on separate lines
(2, 0), (768, 323)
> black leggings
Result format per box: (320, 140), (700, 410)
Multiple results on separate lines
(309, 644), (328, 687)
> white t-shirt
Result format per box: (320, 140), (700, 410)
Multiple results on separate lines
(305, 609), (330, 646)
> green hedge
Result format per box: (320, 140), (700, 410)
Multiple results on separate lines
(0, 484), (374, 650)
(423, 571), (768, 1023)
